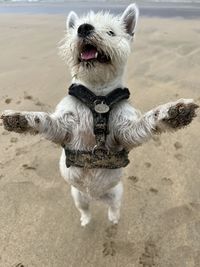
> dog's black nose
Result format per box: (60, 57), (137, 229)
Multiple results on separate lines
(77, 23), (94, 38)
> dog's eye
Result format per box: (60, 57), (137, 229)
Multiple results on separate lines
(107, 30), (115, 36)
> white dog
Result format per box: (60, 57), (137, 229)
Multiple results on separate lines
(1, 4), (198, 226)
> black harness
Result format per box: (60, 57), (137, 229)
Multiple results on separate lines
(63, 83), (130, 169)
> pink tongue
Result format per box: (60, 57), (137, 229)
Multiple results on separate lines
(81, 49), (97, 60)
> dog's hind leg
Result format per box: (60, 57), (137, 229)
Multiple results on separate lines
(101, 181), (123, 224)
(71, 186), (91, 227)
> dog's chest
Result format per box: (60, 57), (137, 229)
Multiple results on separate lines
(70, 104), (95, 149)
(69, 102), (116, 150)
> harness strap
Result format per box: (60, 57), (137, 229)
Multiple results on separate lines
(64, 148), (130, 169)
(68, 84), (130, 110)
(68, 84), (130, 147)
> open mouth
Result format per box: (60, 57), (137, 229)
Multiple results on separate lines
(79, 44), (111, 64)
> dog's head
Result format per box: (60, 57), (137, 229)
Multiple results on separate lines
(60, 4), (139, 88)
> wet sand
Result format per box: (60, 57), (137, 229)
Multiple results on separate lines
(0, 14), (200, 267)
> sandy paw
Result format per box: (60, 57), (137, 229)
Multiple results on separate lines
(161, 99), (199, 129)
(1, 112), (29, 133)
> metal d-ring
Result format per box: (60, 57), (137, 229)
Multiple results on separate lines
(92, 144), (109, 155)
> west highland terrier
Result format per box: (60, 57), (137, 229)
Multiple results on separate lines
(1, 4), (198, 226)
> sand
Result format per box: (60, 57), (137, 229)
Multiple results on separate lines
(0, 14), (200, 267)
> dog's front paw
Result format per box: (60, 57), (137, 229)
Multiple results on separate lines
(1, 111), (30, 133)
(163, 99), (198, 129)
(157, 99), (199, 130)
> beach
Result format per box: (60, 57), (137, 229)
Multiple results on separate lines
(0, 9), (200, 267)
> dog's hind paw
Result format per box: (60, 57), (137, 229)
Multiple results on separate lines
(1, 111), (30, 133)
(80, 213), (91, 227)
(108, 208), (120, 224)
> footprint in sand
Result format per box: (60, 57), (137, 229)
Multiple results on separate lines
(14, 264), (25, 267)
(24, 92), (33, 100)
(21, 164), (37, 170)
(174, 141), (182, 150)
(161, 177), (173, 185)
(21, 56), (28, 60)
(139, 240), (158, 267)
(128, 176), (142, 191)
(5, 98), (12, 104)
(103, 240), (116, 256)
(34, 100), (45, 107)
(23, 91), (48, 108)
(102, 224), (118, 256)
(128, 175), (139, 183)
(105, 224), (118, 238)
(174, 153), (184, 161)
(10, 137), (18, 143)
(149, 187), (158, 194)
(144, 162), (151, 168)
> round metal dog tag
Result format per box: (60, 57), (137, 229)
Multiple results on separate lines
(94, 102), (110, 113)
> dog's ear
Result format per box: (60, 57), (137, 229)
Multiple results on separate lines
(66, 11), (79, 29)
(121, 3), (139, 37)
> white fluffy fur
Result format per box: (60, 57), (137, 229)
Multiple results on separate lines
(1, 4), (197, 226)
